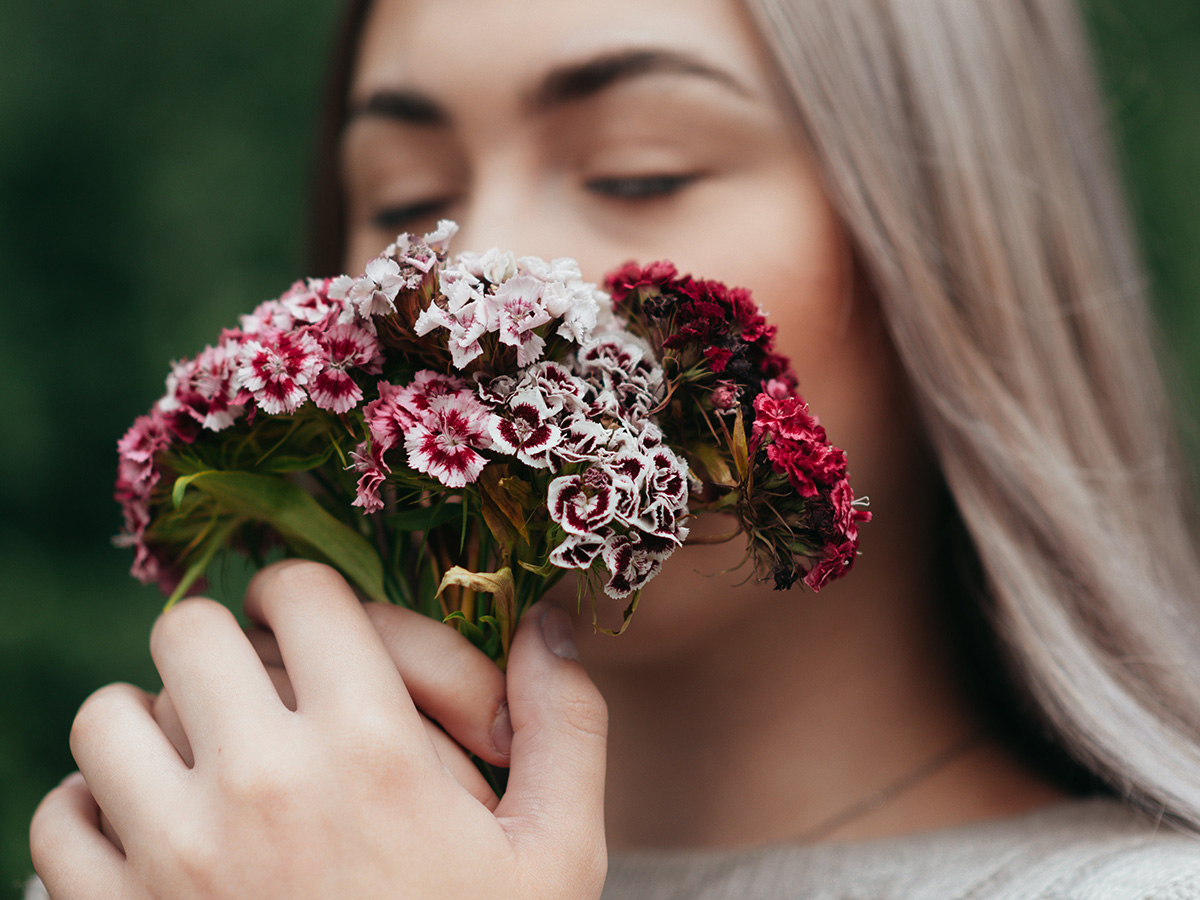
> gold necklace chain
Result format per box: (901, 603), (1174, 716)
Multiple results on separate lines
(797, 731), (986, 844)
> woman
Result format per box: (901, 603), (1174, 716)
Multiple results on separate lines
(29, 0), (1200, 897)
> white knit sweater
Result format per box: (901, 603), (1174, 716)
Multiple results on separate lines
(26, 797), (1200, 898)
(602, 797), (1200, 899)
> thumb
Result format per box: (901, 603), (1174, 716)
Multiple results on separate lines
(495, 601), (608, 876)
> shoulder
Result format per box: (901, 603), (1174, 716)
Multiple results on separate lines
(997, 799), (1200, 900)
(602, 797), (1200, 900)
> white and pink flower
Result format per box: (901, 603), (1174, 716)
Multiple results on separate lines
(235, 330), (322, 415)
(309, 323), (381, 414)
(404, 393), (493, 488)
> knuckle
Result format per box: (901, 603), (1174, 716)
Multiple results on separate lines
(340, 709), (409, 761)
(70, 682), (139, 751)
(29, 790), (66, 871)
(258, 559), (344, 600)
(555, 684), (609, 741)
(161, 820), (221, 887)
(216, 752), (299, 810)
(151, 597), (230, 653)
(361, 601), (406, 646)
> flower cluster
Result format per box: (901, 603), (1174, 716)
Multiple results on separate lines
(605, 261), (871, 593)
(415, 251), (601, 368)
(117, 222), (868, 662)
(751, 383), (871, 590)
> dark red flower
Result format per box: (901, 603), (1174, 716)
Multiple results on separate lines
(605, 260), (679, 305)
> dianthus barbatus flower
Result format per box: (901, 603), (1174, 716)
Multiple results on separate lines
(235, 330), (322, 415)
(404, 393), (493, 488)
(309, 323), (381, 414)
(488, 391), (562, 468)
(117, 221), (869, 672)
(348, 257), (411, 319)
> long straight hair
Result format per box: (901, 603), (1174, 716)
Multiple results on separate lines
(741, 0), (1200, 828)
(309, 0), (1200, 828)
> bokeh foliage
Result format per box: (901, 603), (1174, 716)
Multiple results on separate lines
(0, 0), (1197, 893)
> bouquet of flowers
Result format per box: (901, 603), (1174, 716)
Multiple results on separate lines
(115, 221), (870, 666)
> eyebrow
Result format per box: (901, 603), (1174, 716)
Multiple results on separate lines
(529, 48), (751, 111)
(346, 48), (750, 128)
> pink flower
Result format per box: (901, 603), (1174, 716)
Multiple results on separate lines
(404, 394), (492, 488)
(239, 299), (294, 335)
(803, 541), (856, 591)
(710, 381), (741, 412)
(281, 278), (342, 325)
(350, 444), (390, 514)
(604, 260), (679, 306)
(703, 346), (733, 373)
(309, 323), (381, 413)
(235, 330), (322, 415)
(363, 380), (417, 453)
(752, 393), (821, 443)
(116, 411), (171, 492)
(764, 379), (792, 400)
(396, 370), (471, 419)
(494, 274), (551, 365)
(158, 341), (246, 435)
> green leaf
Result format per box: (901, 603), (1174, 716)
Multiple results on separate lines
(176, 470), (388, 604)
(386, 503), (469, 533)
(172, 470), (216, 509)
(165, 516), (243, 608)
(518, 559), (558, 577)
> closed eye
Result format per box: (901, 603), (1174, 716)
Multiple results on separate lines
(584, 173), (700, 199)
(371, 197), (456, 231)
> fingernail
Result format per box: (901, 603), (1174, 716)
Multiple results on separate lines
(491, 702), (513, 758)
(541, 606), (578, 660)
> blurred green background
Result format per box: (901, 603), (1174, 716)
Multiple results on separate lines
(0, 0), (1197, 894)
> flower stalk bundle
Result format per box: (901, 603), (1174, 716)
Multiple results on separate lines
(116, 222), (870, 666)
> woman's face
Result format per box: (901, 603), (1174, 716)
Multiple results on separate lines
(342, 0), (930, 660)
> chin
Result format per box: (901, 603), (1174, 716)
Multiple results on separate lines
(558, 533), (778, 669)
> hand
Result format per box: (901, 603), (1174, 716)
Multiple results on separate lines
(30, 560), (608, 899)
(151, 602), (512, 812)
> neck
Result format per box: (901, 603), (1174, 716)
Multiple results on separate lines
(575, 518), (1066, 850)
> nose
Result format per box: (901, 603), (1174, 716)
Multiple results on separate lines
(450, 156), (558, 260)
(448, 159), (609, 284)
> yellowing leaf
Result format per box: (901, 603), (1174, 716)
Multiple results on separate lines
(437, 566), (517, 668)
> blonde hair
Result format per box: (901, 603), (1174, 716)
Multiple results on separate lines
(743, 0), (1200, 827)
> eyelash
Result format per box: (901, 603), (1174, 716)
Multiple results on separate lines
(584, 173), (700, 199)
(369, 172), (699, 229)
(371, 197), (454, 231)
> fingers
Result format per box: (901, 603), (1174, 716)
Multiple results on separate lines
(152, 690), (194, 767)
(150, 597), (285, 760)
(68, 684), (186, 852)
(495, 602), (607, 879)
(363, 602), (511, 766)
(243, 560), (418, 722)
(246, 617), (498, 803)
(31, 773), (128, 898)
(419, 712), (500, 811)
